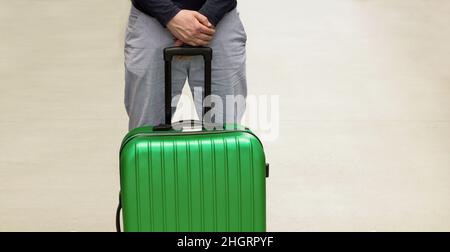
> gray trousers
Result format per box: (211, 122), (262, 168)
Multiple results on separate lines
(125, 6), (248, 130)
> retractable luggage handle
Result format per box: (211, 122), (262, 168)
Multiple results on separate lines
(117, 47), (214, 232)
(159, 46), (213, 129)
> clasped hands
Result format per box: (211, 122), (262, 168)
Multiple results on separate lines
(167, 10), (215, 47)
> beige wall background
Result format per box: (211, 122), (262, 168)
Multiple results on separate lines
(0, 0), (449, 231)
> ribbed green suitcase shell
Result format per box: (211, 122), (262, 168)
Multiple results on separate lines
(119, 124), (267, 232)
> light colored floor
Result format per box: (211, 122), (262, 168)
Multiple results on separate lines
(0, 0), (449, 231)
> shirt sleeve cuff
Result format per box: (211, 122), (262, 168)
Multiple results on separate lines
(198, 8), (220, 27)
(160, 6), (181, 27)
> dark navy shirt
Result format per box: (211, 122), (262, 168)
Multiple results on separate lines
(131, 0), (237, 27)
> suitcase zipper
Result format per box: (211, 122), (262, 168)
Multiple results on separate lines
(120, 130), (264, 155)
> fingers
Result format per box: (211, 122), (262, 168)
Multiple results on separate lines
(196, 33), (213, 42)
(186, 40), (208, 47)
(193, 12), (215, 35)
(197, 24), (215, 36)
(193, 12), (212, 28)
(176, 34), (210, 46)
(181, 26), (214, 46)
(185, 37), (209, 47)
(193, 39), (209, 46)
(174, 33), (209, 47)
(174, 39), (184, 46)
(190, 32), (213, 46)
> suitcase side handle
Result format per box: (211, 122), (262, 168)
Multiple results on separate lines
(116, 192), (122, 232)
(162, 46), (213, 127)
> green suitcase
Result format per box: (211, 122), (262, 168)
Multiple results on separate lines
(117, 47), (268, 232)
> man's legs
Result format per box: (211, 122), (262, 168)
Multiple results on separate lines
(125, 7), (247, 129)
(188, 9), (247, 124)
(124, 6), (189, 130)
